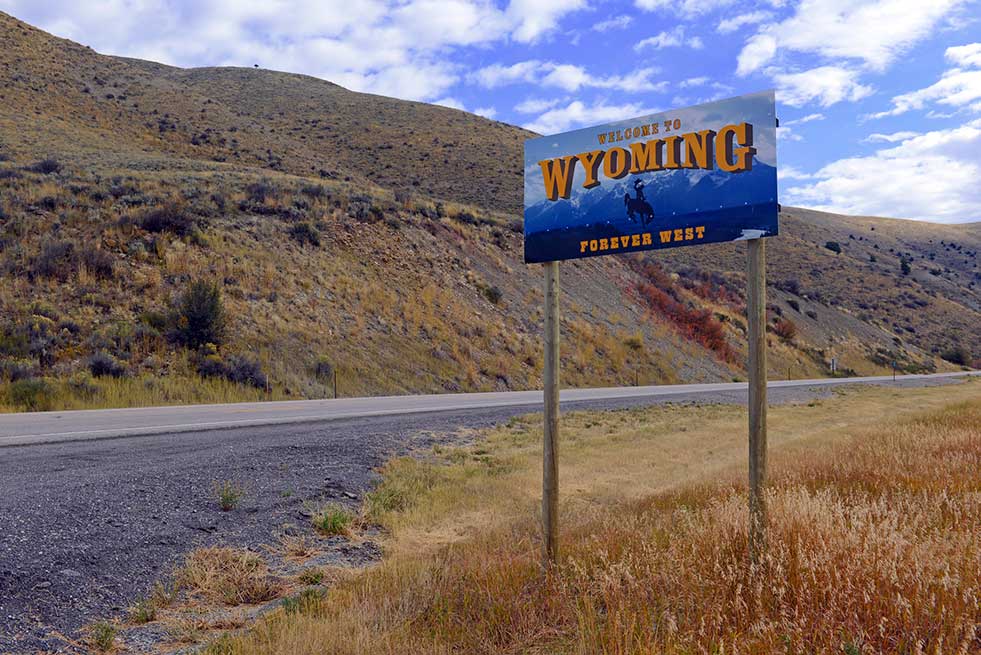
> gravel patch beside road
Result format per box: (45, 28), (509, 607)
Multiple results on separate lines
(0, 378), (960, 653)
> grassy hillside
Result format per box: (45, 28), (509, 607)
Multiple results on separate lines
(0, 11), (976, 411)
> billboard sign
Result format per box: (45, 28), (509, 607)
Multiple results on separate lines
(523, 91), (778, 264)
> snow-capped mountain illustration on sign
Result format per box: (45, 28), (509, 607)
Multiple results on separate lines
(524, 159), (778, 263)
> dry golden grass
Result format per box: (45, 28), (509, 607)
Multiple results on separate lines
(175, 547), (283, 607)
(205, 380), (981, 655)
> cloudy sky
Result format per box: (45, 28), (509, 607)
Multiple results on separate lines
(2, 0), (979, 223)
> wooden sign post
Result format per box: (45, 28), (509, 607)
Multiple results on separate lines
(542, 261), (560, 567)
(746, 238), (768, 565)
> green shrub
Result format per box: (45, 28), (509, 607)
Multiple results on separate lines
(169, 280), (226, 348)
(27, 159), (62, 175)
(128, 598), (157, 624)
(246, 179), (279, 203)
(314, 357), (334, 381)
(88, 351), (125, 378)
(197, 352), (267, 389)
(312, 504), (354, 536)
(33, 240), (76, 280)
(482, 285), (503, 305)
(7, 377), (56, 411)
(824, 241), (842, 254)
(138, 203), (197, 236)
(215, 480), (244, 511)
(88, 621), (116, 652)
(297, 567), (325, 585)
(0, 358), (35, 382)
(139, 310), (169, 332)
(623, 334), (644, 351)
(223, 355), (268, 389)
(68, 372), (101, 399)
(288, 222), (321, 247)
(940, 345), (970, 366)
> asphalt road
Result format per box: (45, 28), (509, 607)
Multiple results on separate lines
(0, 372), (975, 447)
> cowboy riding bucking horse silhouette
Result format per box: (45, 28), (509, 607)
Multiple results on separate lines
(624, 178), (655, 226)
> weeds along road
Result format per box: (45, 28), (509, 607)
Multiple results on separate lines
(0, 373), (975, 652)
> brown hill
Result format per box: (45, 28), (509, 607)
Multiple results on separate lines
(0, 11), (976, 410)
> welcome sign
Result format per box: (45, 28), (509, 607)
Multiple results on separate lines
(523, 91), (778, 263)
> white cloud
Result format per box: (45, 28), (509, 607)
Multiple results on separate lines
(867, 67), (981, 118)
(523, 100), (659, 135)
(737, 0), (970, 76)
(470, 60), (542, 88)
(507, 0), (587, 42)
(775, 66), (874, 108)
(514, 97), (561, 114)
(862, 131), (921, 143)
(778, 165), (814, 181)
(717, 11), (773, 34)
(434, 97), (465, 110)
(593, 15), (633, 32)
(947, 42), (981, 68)
(635, 26), (703, 51)
(777, 126), (802, 141)
(783, 113), (825, 125)
(473, 61), (664, 93)
(737, 34), (777, 76)
(680, 76), (710, 87)
(474, 106), (498, 119)
(783, 119), (981, 223)
(635, 0), (738, 17)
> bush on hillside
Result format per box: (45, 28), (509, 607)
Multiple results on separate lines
(6, 377), (56, 411)
(79, 246), (115, 280)
(169, 280), (226, 349)
(314, 357), (334, 381)
(246, 179), (279, 204)
(824, 241), (842, 254)
(138, 203), (197, 236)
(223, 355), (268, 389)
(33, 240), (76, 280)
(482, 285), (503, 305)
(772, 317), (798, 340)
(197, 351), (267, 389)
(0, 358), (35, 382)
(26, 159), (62, 175)
(940, 345), (971, 366)
(88, 351), (126, 378)
(289, 222), (321, 247)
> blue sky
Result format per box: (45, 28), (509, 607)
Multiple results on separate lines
(2, 0), (980, 222)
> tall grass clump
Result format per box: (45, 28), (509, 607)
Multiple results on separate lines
(175, 547), (282, 606)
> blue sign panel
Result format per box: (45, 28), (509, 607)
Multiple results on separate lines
(523, 91), (778, 264)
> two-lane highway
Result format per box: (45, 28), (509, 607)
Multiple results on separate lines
(1, 371), (976, 447)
